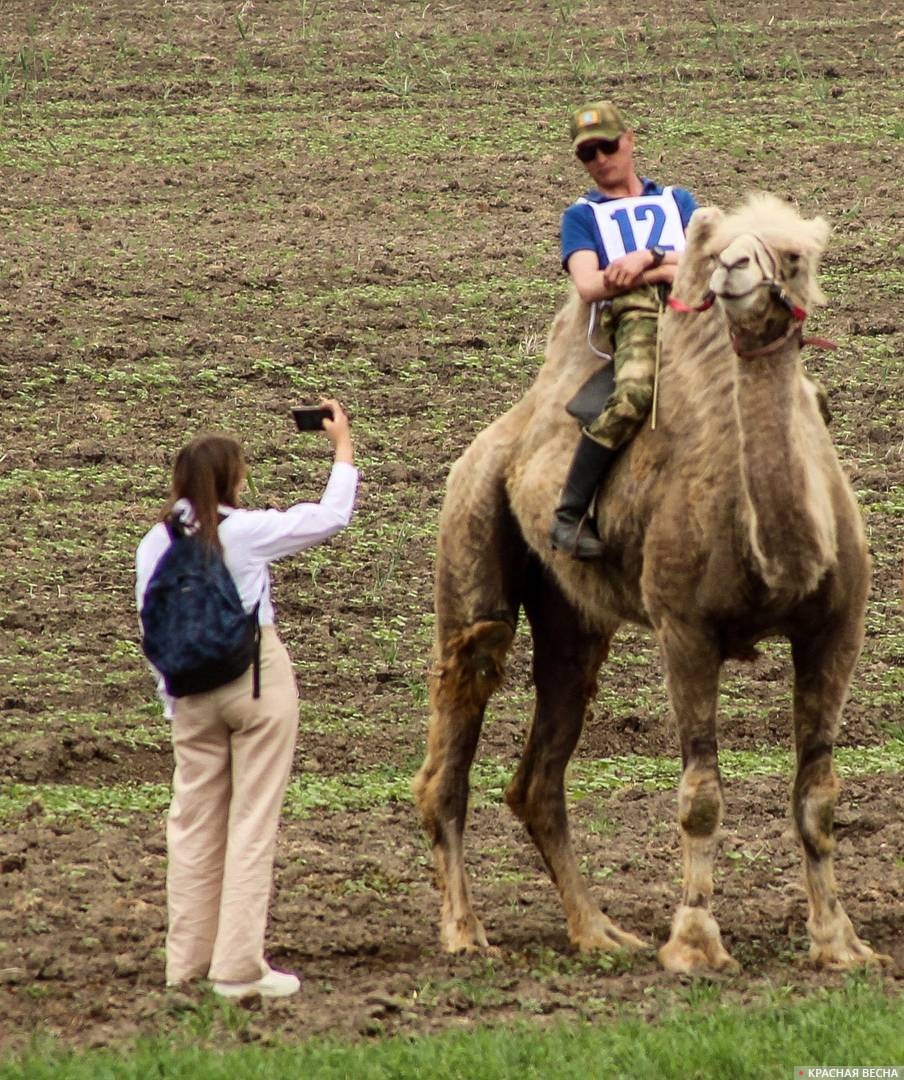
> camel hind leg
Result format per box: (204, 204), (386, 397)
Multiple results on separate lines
(790, 619), (891, 970)
(413, 617), (514, 952)
(505, 566), (648, 953)
(413, 439), (527, 952)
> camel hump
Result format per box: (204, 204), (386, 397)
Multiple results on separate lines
(435, 406), (532, 636)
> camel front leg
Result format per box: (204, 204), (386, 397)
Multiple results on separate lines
(412, 619), (513, 953)
(506, 572), (647, 954)
(659, 760), (738, 974)
(791, 628), (891, 970)
(658, 621), (738, 974)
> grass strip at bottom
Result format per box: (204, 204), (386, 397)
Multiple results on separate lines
(1, 977), (901, 1079)
(1, 739), (902, 822)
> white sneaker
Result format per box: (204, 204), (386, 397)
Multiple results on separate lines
(212, 967), (300, 999)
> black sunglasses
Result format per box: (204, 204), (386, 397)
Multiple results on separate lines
(576, 137), (620, 162)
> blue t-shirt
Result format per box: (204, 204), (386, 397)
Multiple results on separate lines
(560, 179), (698, 270)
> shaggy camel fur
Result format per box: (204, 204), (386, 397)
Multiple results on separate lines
(413, 193), (890, 973)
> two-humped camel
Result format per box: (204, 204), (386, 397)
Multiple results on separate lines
(413, 193), (889, 972)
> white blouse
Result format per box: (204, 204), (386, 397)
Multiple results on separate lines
(135, 460), (358, 714)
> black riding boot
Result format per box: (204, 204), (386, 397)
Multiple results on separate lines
(549, 433), (618, 560)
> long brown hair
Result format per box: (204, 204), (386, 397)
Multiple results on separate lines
(161, 434), (246, 552)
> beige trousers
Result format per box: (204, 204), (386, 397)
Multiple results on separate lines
(165, 627), (299, 985)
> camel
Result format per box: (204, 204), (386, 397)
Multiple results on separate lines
(412, 193), (890, 973)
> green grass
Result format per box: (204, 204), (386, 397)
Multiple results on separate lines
(2, 738), (901, 824)
(1, 977), (900, 1079)
(0, 781), (168, 822)
(0, 706), (167, 750)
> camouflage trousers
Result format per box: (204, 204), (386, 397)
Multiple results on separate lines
(583, 285), (832, 445)
(586, 285), (662, 450)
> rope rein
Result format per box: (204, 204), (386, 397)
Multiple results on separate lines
(650, 290), (665, 430)
(667, 284), (837, 356)
(586, 301), (613, 363)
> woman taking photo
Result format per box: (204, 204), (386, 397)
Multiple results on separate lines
(135, 400), (357, 999)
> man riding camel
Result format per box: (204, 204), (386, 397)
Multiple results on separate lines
(550, 101), (699, 559)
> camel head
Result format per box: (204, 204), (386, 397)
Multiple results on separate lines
(706, 194), (830, 343)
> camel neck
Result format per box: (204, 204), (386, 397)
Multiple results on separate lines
(733, 344), (835, 594)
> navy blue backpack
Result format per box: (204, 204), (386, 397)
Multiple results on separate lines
(140, 516), (261, 699)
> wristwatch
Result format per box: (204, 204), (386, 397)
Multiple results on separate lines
(648, 245), (667, 268)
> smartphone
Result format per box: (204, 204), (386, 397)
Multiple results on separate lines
(292, 406), (333, 432)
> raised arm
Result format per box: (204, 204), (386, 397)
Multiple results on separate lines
(236, 399), (359, 564)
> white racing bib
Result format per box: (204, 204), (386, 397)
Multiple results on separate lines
(578, 187), (687, 264)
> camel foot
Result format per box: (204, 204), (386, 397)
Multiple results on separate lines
(808, 911), (893, 971)
(441, 915), (492, 955)
(659, 905), (739, 975)
(570, 912), (651, 954)
(444, 942), (502, 957)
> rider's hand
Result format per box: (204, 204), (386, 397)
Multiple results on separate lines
(602, 250), (651, 291)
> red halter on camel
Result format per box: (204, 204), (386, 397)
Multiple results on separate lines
(667, 286), (838, 357)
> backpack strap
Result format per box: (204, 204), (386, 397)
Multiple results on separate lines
(218, 512), (267, 701)
(248, 574), (267, 701)
(166, 514), (187, 540)
(250, 602), (262, 700)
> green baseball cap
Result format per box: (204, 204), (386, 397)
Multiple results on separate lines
(569, 100), (628, 150)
